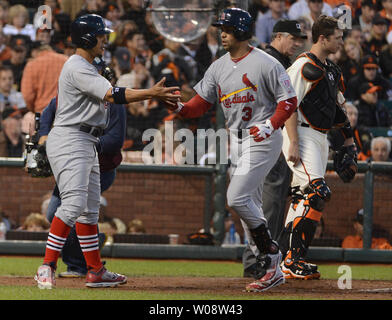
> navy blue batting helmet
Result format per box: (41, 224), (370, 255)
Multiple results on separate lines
(212, 8), (253, 41)
(71, 14), (113, 49)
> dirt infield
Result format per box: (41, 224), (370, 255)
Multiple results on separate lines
(1, 276), (392, 299)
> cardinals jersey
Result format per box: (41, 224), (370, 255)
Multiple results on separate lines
(194, 47), (296, 130)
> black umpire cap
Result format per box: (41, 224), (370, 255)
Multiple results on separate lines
(273, 20), (307, 39)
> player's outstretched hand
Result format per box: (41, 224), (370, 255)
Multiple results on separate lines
(151, 77), (181, 106)
(249, 120), (274, 142)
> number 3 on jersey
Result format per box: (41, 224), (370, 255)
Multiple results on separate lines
(242, 106), (252, 121)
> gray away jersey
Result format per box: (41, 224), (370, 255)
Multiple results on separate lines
(194, 47), (296, 130)
(54, 54), (112, 128)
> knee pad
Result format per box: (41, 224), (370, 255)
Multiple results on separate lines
(305, 178), (331, 212)
(308, 178), (331, 201)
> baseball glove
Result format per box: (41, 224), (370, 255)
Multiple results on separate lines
(25, 142), (53, 178)
(333, 144), (358, 183)
(102, 66), (115, 82)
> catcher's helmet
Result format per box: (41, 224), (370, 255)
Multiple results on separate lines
(212, 8), (253, 41)
(71, 14), (113, 49)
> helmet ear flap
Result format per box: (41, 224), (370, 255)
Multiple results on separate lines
(234, 30), (252, 41)
(80, 33), (97, 49)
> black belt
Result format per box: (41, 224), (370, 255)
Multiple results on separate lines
(79, 124), (104, 137)
(300, 123), (327, 134)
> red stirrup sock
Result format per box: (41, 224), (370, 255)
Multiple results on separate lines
(43, 216), (72, 269)
(75, 222), (103, 272)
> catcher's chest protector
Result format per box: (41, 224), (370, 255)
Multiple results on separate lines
(299, 52), (342, 130)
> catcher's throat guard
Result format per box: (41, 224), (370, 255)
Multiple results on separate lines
(23, 113), (53, 178)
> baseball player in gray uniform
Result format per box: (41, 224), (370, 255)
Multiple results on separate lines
(34, 14), (180, 289)
(168, 8), (297, 292)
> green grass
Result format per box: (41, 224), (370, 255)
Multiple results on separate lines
(0, 256), (391, 300)
(1, 257), (391, 280)
(0, 256), (245, 277)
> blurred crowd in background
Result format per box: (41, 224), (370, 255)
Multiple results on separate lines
(0, 0), (391, 163)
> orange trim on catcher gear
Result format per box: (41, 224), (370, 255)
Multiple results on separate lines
(304, 206), (322, 222)
(297, 53), (332, 133)
(297, 52), (324, 83)
(339, 74), (346, 93)
(298, 105), (329, 132)
(354, 129), (364, 151)
(285, 251), (293, 261)
(292, 216), (302, 230)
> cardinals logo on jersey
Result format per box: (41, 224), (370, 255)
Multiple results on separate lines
(242, 73), (257, 92)
(218, 83), (255, 108)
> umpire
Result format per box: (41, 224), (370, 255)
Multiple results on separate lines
(243, 20), (306, 277)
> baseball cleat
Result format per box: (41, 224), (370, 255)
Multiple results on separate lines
(85, 267), (127, 288)
(59, 270), (86, 278)
(281, 258), (319, 280)
(35, 264), (56, 289)
(245, 251), (285, 292)
(306, 262), (321, 279)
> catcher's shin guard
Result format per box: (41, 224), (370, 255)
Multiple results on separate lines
(278, 186), (304, 258)
(277, 221), (292, 259)
(290, 210), (320, 259)
(288, 178), (329, 259)
(283, 203), (322, 279)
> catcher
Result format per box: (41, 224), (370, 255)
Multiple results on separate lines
(278, 15), (358, 280)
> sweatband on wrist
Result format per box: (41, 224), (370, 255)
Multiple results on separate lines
(174, 102), (184, 113)
(112, 87), (127, 104)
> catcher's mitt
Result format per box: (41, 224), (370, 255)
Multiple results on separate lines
(333, 144), (358, 183)
(102, 66), (115, 82)
(25, 142), (53, 178)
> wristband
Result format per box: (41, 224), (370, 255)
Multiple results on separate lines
(173, 102), (184, 113)
(112, 87), (127, 104)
